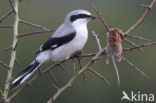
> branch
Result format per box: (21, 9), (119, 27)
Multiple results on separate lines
(89, 67), (111, 86)
(0, 10), (14, 23)
(0, 25), (13, 28)
(3, 0), (19, 101)
(91, 3), (110, 33)
(125, 34), (153, 42)
(125, 0), (156, 34)
(8, 0), (16, 13)
(0, 60), (9, 70)
(91, 30), (102, 50)
(18, 29), (55, 37)
(19, 19), (50, 30)
(123, 38), (144, 53)
(123, 41), (156, 51)
(121, 56), (150, 79)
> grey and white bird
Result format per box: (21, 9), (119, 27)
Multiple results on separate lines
(11, 10), (96, 89)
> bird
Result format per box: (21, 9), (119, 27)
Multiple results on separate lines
(105, 28), (123, 64)
(11, 10), (96, 89)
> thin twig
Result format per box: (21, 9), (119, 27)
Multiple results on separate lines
(18, 29), (55, 37)
(123, 38), (144, 52)
(125, 0), (156, 34)
(90, 3), (110, 33)
(0, 10), (14, 23)
(59, 64), (72, 76)
(89, 67), (111, 86)
(3, 0), (19, 101)
(77, 57), (86, 81)
(19, 19), (50, 30)
(49, 71), (58, 86)
(9, 0), (16, 13)
(2, 46), (12, 52)
(0, 60), (9, 69)
(125, 34), (153, 42)
(111, 56), (120, 86)
(121, 56), (150, 79)
(91, 30), (102, 50)
(123, 41), (156, 51)
(0, 25), (13, 28)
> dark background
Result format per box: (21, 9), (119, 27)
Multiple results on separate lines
(0, 0), (156, 103)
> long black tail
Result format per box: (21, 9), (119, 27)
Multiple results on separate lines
(11, 60), (40, 89)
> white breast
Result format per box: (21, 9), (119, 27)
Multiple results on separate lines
(50, 24), (88, 61)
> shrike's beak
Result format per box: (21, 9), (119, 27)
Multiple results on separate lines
(90, 15), (96, 20)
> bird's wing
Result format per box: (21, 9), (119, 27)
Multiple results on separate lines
(34, 32), (76, 54)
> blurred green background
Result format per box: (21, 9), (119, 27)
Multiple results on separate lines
(0, 0), (156, 103)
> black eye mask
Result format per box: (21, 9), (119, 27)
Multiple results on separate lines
(70, 14), (91, 22)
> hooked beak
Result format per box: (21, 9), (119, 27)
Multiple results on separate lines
(90, 15), (96, 20)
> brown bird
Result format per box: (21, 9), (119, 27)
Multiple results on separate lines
(105, 28), (123, 64)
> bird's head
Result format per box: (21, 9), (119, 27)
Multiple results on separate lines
(64, 10), (96, 27)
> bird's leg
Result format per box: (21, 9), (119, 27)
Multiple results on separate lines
(105, 55), (110, 64)
(117, 55), (122, 62)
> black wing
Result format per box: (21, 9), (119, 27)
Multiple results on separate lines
(34, 32), (76, 54)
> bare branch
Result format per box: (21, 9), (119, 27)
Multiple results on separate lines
(59, 64), (72, 76)
(18, 29), (55, 37)
(0, 60), (9, 69)
(125, 34), (153, 42)
(19, 19), (50, 30)
(89, 67), (111, 86)
(121, 56), (150, 79)
(125, 0), (156, 34)
(3, 0), (19, 100)
(2, 46), (12, 52)
(0, 25), (13, 28)
(77, 57), (87, 81)
(49, 71), (58, 86)
(123, 41), (156, 51)
(90, 3), (110, 33)
(9, 0), (16, 13)
(0, 10), (14, 23)
(91, 30), (102, 50)
(123, 38), (144, 53)
(111, 56), (120, 86)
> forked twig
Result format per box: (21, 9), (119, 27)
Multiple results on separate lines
(123, 41), (156, 51)
(0, 10), (14, 23)
(120, 56), (150, 79)
(123, 38), (144, 52)
(125, 0), (156, 34)
(92, 30), (102, 50)
(9, 0), (16, 13)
